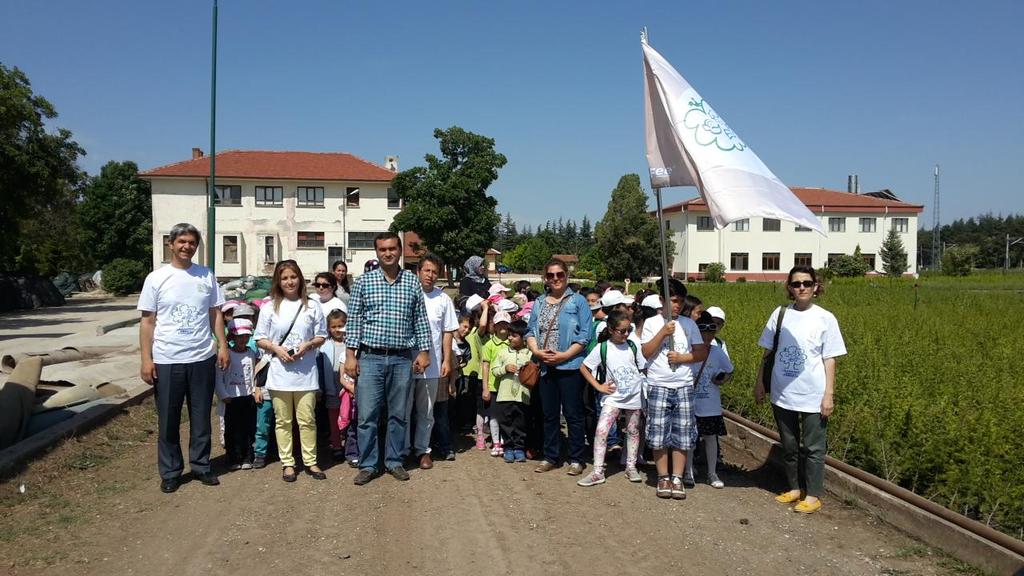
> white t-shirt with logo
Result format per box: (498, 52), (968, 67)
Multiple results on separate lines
(693, 346), (734, 417)
(318, 297), (347, 317)
(217, 348), (258, 399)
(137, 263), (225, 364)
(758, 304), (846, 413)
(583, 339), (647, 410)
(253, 297), (327, 392)
(417, 288), (459, 380)
(640, 314), (704, 389)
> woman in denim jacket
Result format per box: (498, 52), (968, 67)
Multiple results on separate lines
(526, 258), (593, 476)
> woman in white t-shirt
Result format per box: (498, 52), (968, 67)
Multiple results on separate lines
(313, 272), (347, 317)
(254, 261), (328, 483)
(331, 260), (351, 305)
(755, 265), (846, 514)
(577, 310), (647, 487)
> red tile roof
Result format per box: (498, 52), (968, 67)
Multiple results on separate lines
(552, 254), (579, 263)
(660, 187), (923, 215)
(140, 150), (396, 182)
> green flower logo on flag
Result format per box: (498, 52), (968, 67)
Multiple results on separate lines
(683, 98), (747, 152)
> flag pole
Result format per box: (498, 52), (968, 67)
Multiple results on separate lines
(654, 186), (672, 322)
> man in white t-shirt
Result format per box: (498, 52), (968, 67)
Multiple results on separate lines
(405, 253), (458, 470)
(138, 223), (229, 494)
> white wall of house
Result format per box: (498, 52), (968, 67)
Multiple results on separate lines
(146, 177), (399, 278)
(665, 211), (919, 279)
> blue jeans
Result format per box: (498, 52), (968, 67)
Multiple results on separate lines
(539, 368), (586, 465)
(355, 350), (413, 472)
(253, 393), (275, 457)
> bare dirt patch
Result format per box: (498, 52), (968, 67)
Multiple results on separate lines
(0, 404), (981, 576)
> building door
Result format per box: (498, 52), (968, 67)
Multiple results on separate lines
(328, 245), (345, 269)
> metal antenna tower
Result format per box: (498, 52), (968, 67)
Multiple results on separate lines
(931, 164), (941, 268)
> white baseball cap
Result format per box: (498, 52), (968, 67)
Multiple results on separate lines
(496, 298), (519, 313)
(599, 289), (634, 308)
(488, 282), (511, 296)
(640, 294), (663, 309)
(464, 294), (484, 313)
(492, 311), (513, 324)
(706, 306), (726, 321)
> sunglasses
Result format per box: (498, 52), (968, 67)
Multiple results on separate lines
(313, 283), (333, 289)
(788, 280), (816, 289)
(697, 323), (718, 332)
(545, 271), (566, 280)
(610, 326), (633, 336)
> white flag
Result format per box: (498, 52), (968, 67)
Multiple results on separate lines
(643, 40), (824, 234)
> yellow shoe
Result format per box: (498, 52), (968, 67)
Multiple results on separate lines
(793, 499), (823, 514)
(774, 490), (803, 504)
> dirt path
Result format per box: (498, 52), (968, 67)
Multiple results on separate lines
(0, 404), (970, 576)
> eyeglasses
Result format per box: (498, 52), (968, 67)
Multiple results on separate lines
(313, 283), (332, 289)
(788, 280), (816, 289)
(697, 323), (718, 332)
(610, 326), (633, 336)
(545, 271), (566, 280)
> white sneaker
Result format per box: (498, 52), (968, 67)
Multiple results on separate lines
(625, 467), (643, 483)
(577, 471), (606, 487)
(709, 476), (725, 489)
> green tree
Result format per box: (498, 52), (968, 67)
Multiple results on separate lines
(390, 126), (507, 281)
(503, 236), (550, 273)
(0, 63), (86, 273)
(593, 174), (672, 281)
(941, 244), (978, 276)
(880, 227), (909, 278)
(78, 161), (152, 269)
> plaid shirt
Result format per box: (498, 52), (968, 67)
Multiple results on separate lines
(346, 268), (430, 352)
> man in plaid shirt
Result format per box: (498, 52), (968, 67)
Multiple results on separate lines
(345, 232), (430, 484)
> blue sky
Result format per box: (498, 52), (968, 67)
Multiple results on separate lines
(3, 0), (1021, 229)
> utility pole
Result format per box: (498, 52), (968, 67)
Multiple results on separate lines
(1007, 234), (1023, 271)
(930, 164), (940, 269)
(207, 0), (218, 272)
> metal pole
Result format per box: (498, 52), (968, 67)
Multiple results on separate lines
(207, 0), (218, 272)
(654, 188), (672, 321)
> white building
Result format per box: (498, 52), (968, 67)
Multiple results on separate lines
(660, 187), (924, 281)
(141, 149), (399, 278)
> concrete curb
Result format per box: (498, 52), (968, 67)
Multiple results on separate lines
(720, 417), (1024, 576)
(0, 378), (153, 477)
(95, 317), (140, 336)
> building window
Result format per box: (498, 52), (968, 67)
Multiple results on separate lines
(214, 185), (241, 206)
(348, 231), (377, 249)
(762, 252), (780, 271)
(387, 187), (400, 209)
(297, 231), (325, 249)
(263, 236), (276, 264)
(829, 217), (846, 233)
(730, 252), (749, 271)
(696, 216), (714, 231)
(698, 263), (710, 272)
(892, 217), (909, 233)
(827, 253), (844, 267)
(859, 217), (876, 233)
(762, 218), (780, 232)
(223, 235), (238, 263)
(297, 186), (324, 207)
(794, 253), (813, 267)
(862, 253), (877, 269)
(664, 219), (671, 230)
(162, 235), (172, 262)
(346, 186), (360, 208)
(255, 186), (283, 207)
(733, 219), (749, 232)
(795, 225), (812, 232)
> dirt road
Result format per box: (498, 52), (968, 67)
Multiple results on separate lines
(0, 404), (967, 576)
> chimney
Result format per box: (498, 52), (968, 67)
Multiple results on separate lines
(385, 155), (399, 172)
(192, 147), (204, 159)
(847, 175), (854, 193)
(854, 174), (860, 194)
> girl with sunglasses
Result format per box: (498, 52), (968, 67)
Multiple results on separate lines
(526, 258), (593, 476)
(577, 310), (647, 486)
(755, 265), (846, 513)
(313, 272), (346, 317)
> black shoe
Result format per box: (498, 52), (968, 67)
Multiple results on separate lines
(252, 456), (267, 469)
(305, 468), (327, 480)
(353, 469), (375, 485)
(282, 467), (297, 483)
(388, 466), (410, 481)
(160, 477), (180, 493)
(347, 459), (359, 468)
(193, 472), (220, 486)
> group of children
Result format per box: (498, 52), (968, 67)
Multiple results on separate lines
(211, 271), (736, 501)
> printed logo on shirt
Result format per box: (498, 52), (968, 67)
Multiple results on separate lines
(169, 303), (204, 334)
(779, 346), (807, 377)
(196, 281), (212, 294)
(610, 364), (642, 397)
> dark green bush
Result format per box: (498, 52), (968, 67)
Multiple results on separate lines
(704, 262), (726, 283)
(102, 258), (147, 295)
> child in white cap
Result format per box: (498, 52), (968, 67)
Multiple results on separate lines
(217, 318), (260, 469)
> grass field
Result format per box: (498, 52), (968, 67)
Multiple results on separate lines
(685, 272), (1024, 538)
